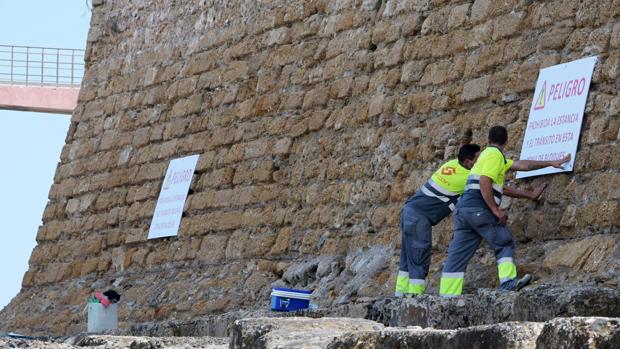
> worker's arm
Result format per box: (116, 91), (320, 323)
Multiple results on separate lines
(503, 183), (547, 200)
(480, 175), (506, 224)
(511, 154), (571, 171)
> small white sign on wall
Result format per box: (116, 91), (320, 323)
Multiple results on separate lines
(517, 56), (597, 179)
(148, 154), (199, 239)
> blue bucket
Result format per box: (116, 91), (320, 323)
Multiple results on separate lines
(270, 288), (312, 311)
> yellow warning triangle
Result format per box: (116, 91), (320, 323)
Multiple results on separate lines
(534, 81), (546, 110)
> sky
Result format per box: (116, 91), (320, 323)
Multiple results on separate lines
(0, 1), (91, 310)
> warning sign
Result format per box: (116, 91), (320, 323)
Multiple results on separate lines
(517, 56), (597, 179)
(534, 81), (546, 110)
(148, 154), (199, 239)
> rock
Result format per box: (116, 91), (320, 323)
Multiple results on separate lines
(0, 335), (227, 349)
(2, 316), (619, 348)
(513, 285), (620, 322)
(461, 75), (491, 102)
(536, 317), (620, 349)
(123, 285), (620, 341)
(330, 317), (620, 349)
(329, 327), (457, 349)
(542, 235), (617, 273)
(368, 290), (516, 329)
(230, 317), (384, 349)
(368, 285), (620, 329)
(328, 322), (543, 349)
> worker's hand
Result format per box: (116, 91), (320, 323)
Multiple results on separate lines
(492, 207), (507, 225)
(550, 154), (571, 169)
(529, 182), (548, 200)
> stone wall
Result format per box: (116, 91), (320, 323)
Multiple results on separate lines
(1, 0), (618, 335)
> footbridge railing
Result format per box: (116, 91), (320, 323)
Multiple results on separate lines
(0, 45), (84, 87)
(0, 45), (84, 114)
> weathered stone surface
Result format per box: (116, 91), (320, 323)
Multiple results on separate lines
(536, 317), (620, 349)
(122, 285), (620, 341)
(328, 322), (543, 349)
(130, 309), (273, 338)
(512, 285), (620, 322)
(461, 75), (490, 102)
(0, 335), (227, 349)
(370, 290), (517, 329)
(329, 317), (620, 349)
(2, 316), (619, 348)
(230, 317), (384, 349)
(542, 235), (618, 273)
(368, 286), (620, 329)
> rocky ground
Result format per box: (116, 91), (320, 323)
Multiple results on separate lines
(2, 285), (618, 348)
(1, 316), (618, 349)
(127, 285), (620, 337)
(0, 334), (227, 349)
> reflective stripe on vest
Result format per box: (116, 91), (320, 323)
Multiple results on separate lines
(464, 174), (503, 205)
(420, 178), (459, 211)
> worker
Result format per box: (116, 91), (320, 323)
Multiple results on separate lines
(395, 143), (481, 297)
(439, 126), (571, 297)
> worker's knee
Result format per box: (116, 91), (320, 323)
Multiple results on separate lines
(493, 226), (514, 247)
(411, 247), (431, 266)
(412, 226), (432, 249)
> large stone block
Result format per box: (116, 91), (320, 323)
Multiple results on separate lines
(461, 75), (490, 102)
(364, 286), (620, 329)
(513, 285), (620, 322)
(230, 317), (383, 349)
(543, 235), (618, 273)
(330, 322), (543, 349)
(536, 317), (620, 349)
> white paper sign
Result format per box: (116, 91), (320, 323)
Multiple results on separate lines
(516, 56), (597, 179)
(148, 154), (199, 239)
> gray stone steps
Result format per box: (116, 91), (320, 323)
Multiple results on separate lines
(128, 285), (620, 338)
(326, 317), (620, 349)
(2, 316), (618, 348)
(0, 334), (228, 349)
(370, 284), (620, 329)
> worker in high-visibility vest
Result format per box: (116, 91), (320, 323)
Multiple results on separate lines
(395, 143), (482, 297)
(439, 126), (571, 297)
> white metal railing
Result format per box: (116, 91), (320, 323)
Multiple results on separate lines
(0, 45), (85, 88)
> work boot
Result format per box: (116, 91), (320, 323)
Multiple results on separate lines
(514, 274), (533, 291)
(499, 274), (532, 291)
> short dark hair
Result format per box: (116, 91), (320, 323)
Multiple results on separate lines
(488, 126), (508, 145)
(458, 144), (481, 163)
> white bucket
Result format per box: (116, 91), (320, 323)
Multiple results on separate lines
(87, 303), (118, 333)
